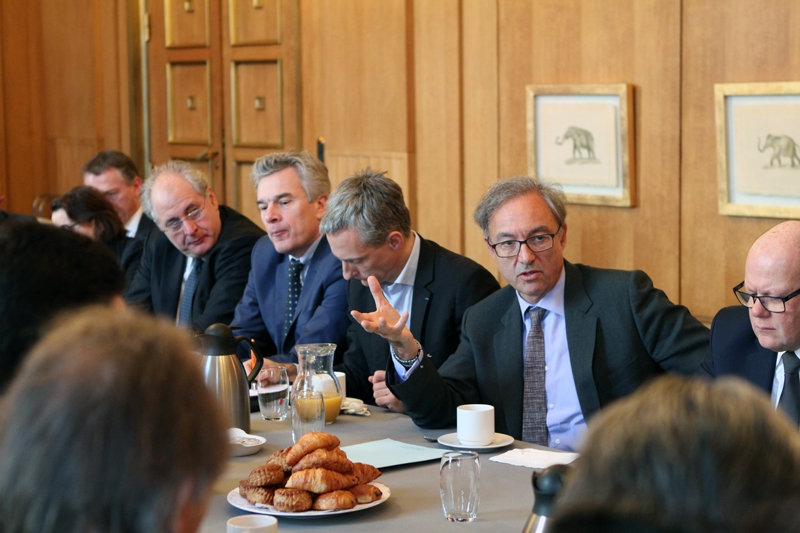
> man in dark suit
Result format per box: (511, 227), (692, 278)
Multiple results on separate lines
(320, 170), (500, 410)
(83, 150), (157, 241)
(356, 177), (708, 450)
(126, 161), (264, 332)
(703, 221), (800, 412)
(232, 151), (349, 365)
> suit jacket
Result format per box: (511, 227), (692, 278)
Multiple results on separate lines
(389, 261), (710, 439)
(126, 205), (265, 332)
(104, 235), (143, 296)
(133, 212), (157, 242)
(337, 236), (500, 403)
(701, 305), (775, 393)
(231, 235), (350, 363)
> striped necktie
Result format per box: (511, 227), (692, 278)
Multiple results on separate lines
(178, 259), (202, 327)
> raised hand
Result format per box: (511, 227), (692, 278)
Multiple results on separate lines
(350, 276), (417, 359)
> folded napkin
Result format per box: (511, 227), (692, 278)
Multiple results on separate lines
(340, 397), (370, 417)
(490, 448), (578, 469)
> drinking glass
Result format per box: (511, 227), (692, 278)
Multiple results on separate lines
(291, 390), (325, 443)
(256, 367), (290, 420)
(440, 451), (480, 522)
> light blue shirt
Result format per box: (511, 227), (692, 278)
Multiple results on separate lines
(290, 234), (323, 285)
(516, 267), (586, 451)
(771, 351), (800, 408)
(381, 233), (423, 379)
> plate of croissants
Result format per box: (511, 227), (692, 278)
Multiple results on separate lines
(228, 431), (389, 517)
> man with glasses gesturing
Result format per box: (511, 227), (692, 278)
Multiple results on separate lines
(703, 221), (800, 425)
(126, 161), (264, 331)
(354, 176), (709, 451)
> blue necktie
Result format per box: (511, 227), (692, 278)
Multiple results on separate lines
(282, 259), (303, 345)
(178, 259), (202, 327)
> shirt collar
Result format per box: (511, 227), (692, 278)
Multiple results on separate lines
(290, 234), (323, 265)
(384, 232), (420, 289)
(125, 205), (144, 238)
(516, 264), (566, 319)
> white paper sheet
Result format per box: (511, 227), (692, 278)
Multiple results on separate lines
(490, 448), (579, 469)
(341, 438), (446, 468)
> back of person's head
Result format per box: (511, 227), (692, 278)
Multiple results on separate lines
(0, 222), (124, 390)
(82, 149), (140, 183)
(51, 185), (126, 242)
(0, 306), (228, 533)
(250, 150), (331, 200)
(319, 168), (411, 246)
(552, 376), (800, 533)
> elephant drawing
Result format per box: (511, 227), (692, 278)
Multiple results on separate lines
(556, 126), (595, 160)
(758, 134), (800, 167)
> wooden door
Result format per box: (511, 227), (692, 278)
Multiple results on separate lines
(147, 0), (225, 193)
(221, 0), (300, 223)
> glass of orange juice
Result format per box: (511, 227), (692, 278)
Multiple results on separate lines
(291, 390), (324, 443)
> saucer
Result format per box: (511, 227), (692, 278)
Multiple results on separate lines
(438, 432), (514, 450)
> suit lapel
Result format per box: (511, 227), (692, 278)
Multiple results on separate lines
(746, 342), (777, 394)
(495, 290), (525, 438)
(409, 237), (433, 340)
(563, 262), (601, 418)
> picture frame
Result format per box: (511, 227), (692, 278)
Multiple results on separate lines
(526, 84), (635, 207)
(715, 82), (800, 218)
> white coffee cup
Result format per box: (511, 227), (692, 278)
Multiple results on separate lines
(335, 371), (347, 399)
(227, 514), (278, 533)
(457, 404), (495, 446)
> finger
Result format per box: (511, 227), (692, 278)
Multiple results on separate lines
(372, 370), (386, 384)
(366, 276), (386, 306)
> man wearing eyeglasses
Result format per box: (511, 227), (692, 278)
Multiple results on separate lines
(356, 176), (709, 451)
(703, 221), (800, 424)
(126, 161), (264, 331)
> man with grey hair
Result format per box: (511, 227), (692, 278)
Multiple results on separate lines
(354, 176), (708, 450)
(126, 161), (264, 331)
(321, 169), (499, 410)
(231, 151), (349, 365)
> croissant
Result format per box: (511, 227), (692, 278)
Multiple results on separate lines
(285, 467), (358, 493)
(351, 462), (382, 484)
(292, 448), (353, 474)
(312, 490), (357, 510)
(248, 463), (285, 487)
(273, 488), (313, 512)
(349, 483), (383, 503)
(285, 432), (341, 466)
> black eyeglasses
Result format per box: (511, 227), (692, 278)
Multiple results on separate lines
(488, 225), (561, 258)
(733, 281), (800, 313)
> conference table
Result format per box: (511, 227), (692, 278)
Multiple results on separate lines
(200, 408), (555, 532)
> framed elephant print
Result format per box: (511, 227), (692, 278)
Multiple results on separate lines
(526, 84), (635, 207)
(715, 82), (800, 218)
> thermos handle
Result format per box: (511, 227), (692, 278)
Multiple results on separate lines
(235, 336), (264, 384)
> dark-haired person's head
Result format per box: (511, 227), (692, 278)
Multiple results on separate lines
(0, 222), (125, 391)
(550, 375), (800, 533)
(83, 150), (142, 226)
(51, 185), (126, 243)
(0, 306), (228, 533)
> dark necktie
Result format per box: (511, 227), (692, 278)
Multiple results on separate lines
(522, 307), (548, 445)
(779, 352), (800, 425)
(178, 259), (202, 327)
(283, 259), (303, 344)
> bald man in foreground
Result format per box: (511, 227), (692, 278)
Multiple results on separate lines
(703, 221), (800, 424)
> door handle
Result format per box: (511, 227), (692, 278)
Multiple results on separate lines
(195, 150), (219, 161)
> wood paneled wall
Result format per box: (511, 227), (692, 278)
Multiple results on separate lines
(0, 0), (130, 214)
(2, 0), (796, 320)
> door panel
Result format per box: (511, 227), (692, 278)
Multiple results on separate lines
(231, 60), (283, 147)
(148, 0), (223, 191)
(229, 0), (280, 45)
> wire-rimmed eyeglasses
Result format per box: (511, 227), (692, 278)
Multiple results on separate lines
(488, 225), (561, 258)
(163, 200), (206, 234)
(733, 281), (800, 313)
